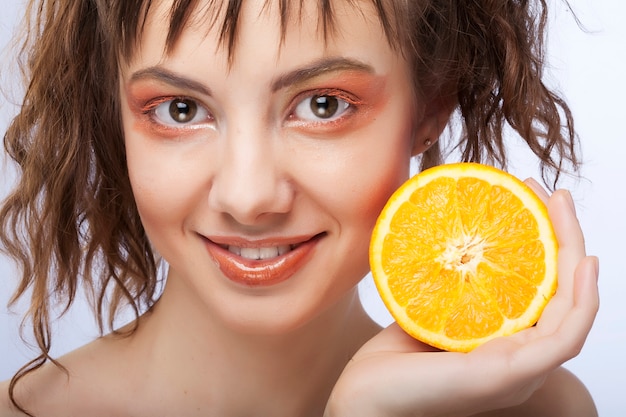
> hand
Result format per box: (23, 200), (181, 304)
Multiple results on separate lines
(325, 180), (599, 417)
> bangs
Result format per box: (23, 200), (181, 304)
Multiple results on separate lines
(114, 0), (411, 63)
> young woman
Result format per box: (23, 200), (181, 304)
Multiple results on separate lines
(0, 1), (599, 416)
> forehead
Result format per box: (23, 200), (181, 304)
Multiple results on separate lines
(123, 0), (403, 63)
(124, 0), (405, 81)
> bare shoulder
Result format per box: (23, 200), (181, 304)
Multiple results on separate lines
(2, 357), (75, 417)
(517, 367), (597, 416)
(4, 335), (135, 417)
(476, 367), (597, 417)
(1, 377), (32, 417)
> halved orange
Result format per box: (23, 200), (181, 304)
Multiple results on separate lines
(369, 162), (558, 352)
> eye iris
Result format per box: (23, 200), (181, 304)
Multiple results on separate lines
(169, 99), (197, 123)
(310, 95), (339, 119)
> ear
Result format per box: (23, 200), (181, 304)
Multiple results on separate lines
(411, 95), (456, 156)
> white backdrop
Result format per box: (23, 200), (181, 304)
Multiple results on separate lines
(1, 0), (625, 415)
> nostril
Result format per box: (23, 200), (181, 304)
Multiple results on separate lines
(208, 176), (295, 225)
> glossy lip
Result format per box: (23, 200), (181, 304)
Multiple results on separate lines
(202, 233), (324, 287)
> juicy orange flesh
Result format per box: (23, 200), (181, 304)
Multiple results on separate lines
(382, 176), (546, 341)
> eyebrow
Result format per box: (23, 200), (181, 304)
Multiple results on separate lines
(129, 67), (213, 96)
(128, 57), (375, 95)
(270, 57), (375, 92)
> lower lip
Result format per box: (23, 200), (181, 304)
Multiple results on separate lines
(204, 236), (321, 287)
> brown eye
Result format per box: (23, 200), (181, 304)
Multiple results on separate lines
(151, 97), (210, 128)
(169, 98), (198, 123)
(293, 92), (351, 122)
(310, 95), (339, 119)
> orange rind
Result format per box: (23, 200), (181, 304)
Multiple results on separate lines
(369, 163), (558, 352)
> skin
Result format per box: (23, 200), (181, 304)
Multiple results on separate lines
(1, 1), (599, 416)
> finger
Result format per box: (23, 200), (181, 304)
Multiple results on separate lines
(355, 323), (439, 357)
(548, 189), (586, 303)
(523, 177), (550, 204)
(509, 255), (599, 374)
(528, 189), (586, 336)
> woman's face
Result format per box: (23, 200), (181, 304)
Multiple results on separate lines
(118, 0), (436, 334)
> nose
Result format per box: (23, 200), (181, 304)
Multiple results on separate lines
(208, 127), (294, 226)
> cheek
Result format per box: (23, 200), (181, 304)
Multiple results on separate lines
(313, 140), (412, 285)
(126, 154), (173, 239)
(303, 132), (413, 239)
(321, 123), (415, 231)
(124, 132), (206, 235)
(129, 158), (202, 225)
(125, 144), (208, 265)
(345, 149), (411, 228)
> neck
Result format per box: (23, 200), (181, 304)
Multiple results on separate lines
(127, 270), (380, 416)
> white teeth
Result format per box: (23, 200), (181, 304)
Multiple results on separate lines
(240, 247), (260, 260)
(259, 247), (279, 260)
(227, 245), (293, 260)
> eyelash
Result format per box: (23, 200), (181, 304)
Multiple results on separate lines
(289, 88), (362, 125)
(138, 88), (362, 134)
(140, 96), (213, 132)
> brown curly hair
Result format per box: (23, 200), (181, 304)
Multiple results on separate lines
(1, 0), (578, 414)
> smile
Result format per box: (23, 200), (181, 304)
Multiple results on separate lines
(204, 234), (323, 287)
(222, 244), (295, 260)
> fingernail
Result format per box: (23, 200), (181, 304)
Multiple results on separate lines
(564, 190), (577, 215)
(591, 256), (600, 280)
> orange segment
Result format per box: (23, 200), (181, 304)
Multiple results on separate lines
(369, 162), (558, 352)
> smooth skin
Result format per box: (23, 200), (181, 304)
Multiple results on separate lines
(1, 1), (599, 416)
